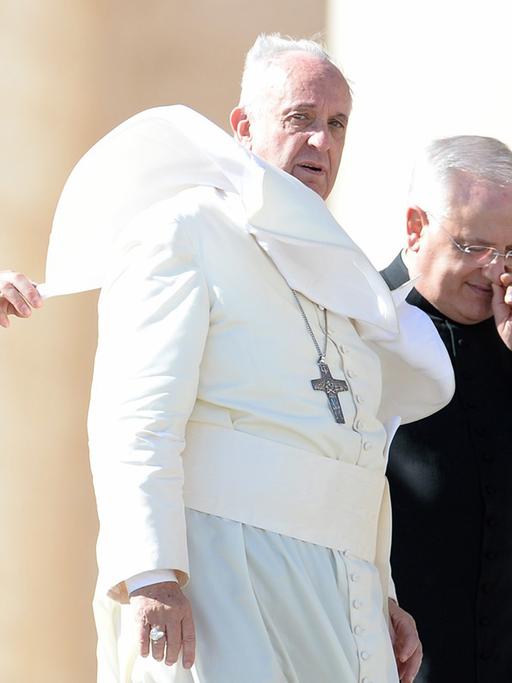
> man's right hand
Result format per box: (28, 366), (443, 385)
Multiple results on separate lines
(0, 270), (42, 327)
(129, 581), (196, 669)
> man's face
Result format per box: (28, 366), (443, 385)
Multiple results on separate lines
(407, 175), (512, 324)
(232, 53), (351, 200)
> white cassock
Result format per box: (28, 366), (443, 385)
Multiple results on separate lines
(39, 107), (455, 683)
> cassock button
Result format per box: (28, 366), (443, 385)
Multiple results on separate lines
(457, 338), (464, 347)
(354, 625), (364, 635)
(350, 573), (361, 582)
(360, 651), (371, 661)
(352, 599), (363, 609)
(347, 369), (356, 378)
(363, 442), (372, 451)
(361, 679), (372, 683)
(356, 419), (365, 431)
(356, 394), (364, 404)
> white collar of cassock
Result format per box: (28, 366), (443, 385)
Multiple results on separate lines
(39, 105), (403, 340)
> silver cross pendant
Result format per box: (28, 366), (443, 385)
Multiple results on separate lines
(311, 360), (348, 424)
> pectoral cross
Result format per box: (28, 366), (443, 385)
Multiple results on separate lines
(311, 360), (348, 424)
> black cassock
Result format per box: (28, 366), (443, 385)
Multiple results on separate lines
(381, 254), (512, 683)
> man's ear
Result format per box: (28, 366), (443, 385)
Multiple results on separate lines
(406, 206), (428, 253)
(230, 107), (252, 147)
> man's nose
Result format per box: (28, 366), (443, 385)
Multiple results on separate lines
(307, 127), (329, 151)
(482, 253), (507, 281)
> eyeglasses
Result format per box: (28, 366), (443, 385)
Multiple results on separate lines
(425, 211), (512, 267)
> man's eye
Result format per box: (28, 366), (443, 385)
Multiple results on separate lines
(290, 113), (308, 121)
(465, 246), (492, 254)
(330, 119), (345, 129)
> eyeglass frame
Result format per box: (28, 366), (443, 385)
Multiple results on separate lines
(424, 210), (512, 266)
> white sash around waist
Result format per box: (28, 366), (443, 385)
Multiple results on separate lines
(183, 423), (386, 565)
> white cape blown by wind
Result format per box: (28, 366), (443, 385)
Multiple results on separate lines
(38, 105), (454, 424)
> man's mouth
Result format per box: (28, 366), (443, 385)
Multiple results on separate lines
(297, 162), (325, 175)
(467, 282), (492, 297)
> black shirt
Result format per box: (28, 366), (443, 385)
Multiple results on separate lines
(381, 253), (512, 683)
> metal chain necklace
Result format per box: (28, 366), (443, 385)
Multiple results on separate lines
(291, 290), (348, 424)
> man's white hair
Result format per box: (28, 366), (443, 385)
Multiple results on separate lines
(239, 33), (348, 113)
(409, 135), (512, 216)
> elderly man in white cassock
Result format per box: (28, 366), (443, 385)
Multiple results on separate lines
(0, 34), (455, 683)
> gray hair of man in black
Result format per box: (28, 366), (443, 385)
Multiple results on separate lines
(409, 135), (512, 217)
(238, 33), (351, 115)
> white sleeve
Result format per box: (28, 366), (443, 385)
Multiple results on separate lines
(88, 200), (210, 601)
(125, 569), (178, 595)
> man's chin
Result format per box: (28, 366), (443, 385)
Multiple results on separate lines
(452, 302), (493, 325)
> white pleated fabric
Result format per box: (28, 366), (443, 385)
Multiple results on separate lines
(95, 510), (398, 683)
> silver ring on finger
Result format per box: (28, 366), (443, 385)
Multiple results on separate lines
(149, 626), (166, 642)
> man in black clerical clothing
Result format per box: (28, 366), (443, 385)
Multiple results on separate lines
(381, 135), (512, 683)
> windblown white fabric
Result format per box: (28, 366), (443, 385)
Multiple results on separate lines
(39, 106), (453, 424)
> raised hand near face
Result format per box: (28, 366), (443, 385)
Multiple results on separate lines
(491, 271), (512, 350)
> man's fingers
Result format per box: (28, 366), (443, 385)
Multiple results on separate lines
(392, 613), (419, 663)
(388, 600), (422, 681)
(0, 283), (32, 317)
(164, 622), (181, 666)
(0, 272), (42, 308)
(138, 621), (150, 658)
(503, 280), (512, 305)
(129, 582), (194, 668)
(150, 625), (167, 662)
(24, 283), (43, 308)
(0, 272), (42, 322)
(395, 626), (419, 663)
(181, 611), (196, 669)
(398, 643), (422, 682)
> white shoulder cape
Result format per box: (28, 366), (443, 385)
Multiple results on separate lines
(38, 105), (454, 424)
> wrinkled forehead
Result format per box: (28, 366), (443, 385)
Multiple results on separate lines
(257, 52), (350, 109)
(444, 171), (512, 244)
(447, 170), (512, 214)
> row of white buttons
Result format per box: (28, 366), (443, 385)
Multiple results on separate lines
(345, 559), (375, 682)
(342, 362), (374, 455)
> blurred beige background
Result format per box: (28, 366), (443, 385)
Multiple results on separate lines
(0, 3), (325, 681)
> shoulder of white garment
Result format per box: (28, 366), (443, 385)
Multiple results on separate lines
(40, 103), (453, 425)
